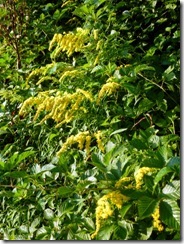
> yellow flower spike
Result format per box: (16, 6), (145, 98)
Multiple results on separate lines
(94, 55), (99, 66)
(49, 28), (89, 58)
(115, 177), (133, 189)
(96, 40), (102, 51)
(94, 131), (105, 152)
(93, 29), (98, 40)
(49, 33), (61, 51)
(97, 81), (120, 104)
(19, 97), (41, 117)
(54, 46), (63, 59)
(152, 206), (164, 232)
(91, 191), (129, 239)
(135, 167), (156, 189)
(85, 135), (91, 155)
(74, 131), (89, 150)
(56, 131), (91, 156)
(33, 102), (46, 121)
(59, 70), (85, 83)
(36, 76), (58, 85)
(19, 88), (92, 128)
(77, 89), (93, 102)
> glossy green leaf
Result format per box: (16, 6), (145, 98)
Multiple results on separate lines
(44, 208), (54, 220)
(138, 196), (158, 219)
(162, 180), (180, 200)
(110, 128), (127, 137)
(91, 153), (106, 172)
(160, 199), (180, 230)
(96, 224), (116, 240)
(154, 167), (173, 186)
(58, 186), (74, 196)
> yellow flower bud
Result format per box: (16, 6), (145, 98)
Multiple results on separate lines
(94, 131), (105, 152)
(93, 29), (98, 40)
(152, 206), (164, 232)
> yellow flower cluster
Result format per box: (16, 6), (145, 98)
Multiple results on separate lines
(152, 207), (164, 232)
(56, 130), (105, 156)
(56, 131), (91, 156)
(26, 67), (45, 86)
(93, 29), (98, 40)
(19, 89), (93, 128)
(97, 80), (121, 104)
(91, 191), (129, 239)
(94, 130), (105, 152)
(59, 69), (84, 83)
(26, 62), (61, 86)
(36, 76), (58, 85)
(49, 27), (89, 57)
(134, 167), (156, 189)
(115, 177), (133, 189)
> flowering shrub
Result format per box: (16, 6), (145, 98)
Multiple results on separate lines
(0, 0), (180, 240)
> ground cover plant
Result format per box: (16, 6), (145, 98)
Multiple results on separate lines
(0, 0), (180, 240)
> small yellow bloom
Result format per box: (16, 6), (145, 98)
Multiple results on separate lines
(56, 131), (91, 156)
(96, 40), (103, 51)
(135, 167), (156, 189)
(93, 29), (98, 40)
(94, 131), (105, 152)
(152, 207), (164, 232)
(91, 191), (129, 239)
(85, 135), (91, 155)
(97, 81), (120, 104)
(115, 177), (133, 189)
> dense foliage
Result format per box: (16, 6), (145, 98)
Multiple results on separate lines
(0, 0), (180, 240)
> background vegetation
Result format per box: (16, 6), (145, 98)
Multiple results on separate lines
(0, 0), (180, 240)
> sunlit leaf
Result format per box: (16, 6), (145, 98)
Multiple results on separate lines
(162, 180), (180, 200)
(138, 196), (158, 219)
(44, 208), (54, 220)
(160, 199), (180, 230)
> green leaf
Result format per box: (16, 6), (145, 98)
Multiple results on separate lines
(148, 135), (160, 149)
(96, 224), (115, 240)
(136, 98), (154, 117)
(44, 208), (54, 220)
(83, 217), (95, 230)
(134, 64), (155, 73)
(67, 229), (75, 240)
(118, 220), (134, 239)
(58, 186), (74, 196)
(0, 161), (5, 170)
(162, 180), (180, 200)
(36, 226), (48, 239)
(160, 199), (180, 230)
(19, 225), (29, 234)
(113, 226), (127, 240)
(138, 222), (153, 240)
(8, 151), (35, 170)
(144, 175), (154, 192)
(4, 171), (28, 178)
(156, 145), (171, 166)
(154, 167), (172, 186)
(110, 128), (127, 137)
(29, 217), (41, 234)
(119, 203), (132, 218)
(91, 153), (106, 172)
(75, 231), (91, 240)
(138, 196), (158, 219)
(167, 157), (180, 169)
(53, 9), (60, 20)
(131, 138), (148, 150)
